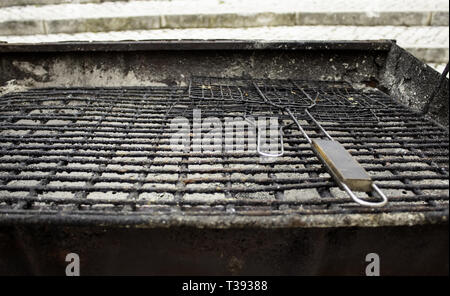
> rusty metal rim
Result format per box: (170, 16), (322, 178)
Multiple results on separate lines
(0, 39), (395, 53)
(0, 209), (447, 228)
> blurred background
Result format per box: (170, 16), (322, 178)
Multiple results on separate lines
(0, 0), (448, 72)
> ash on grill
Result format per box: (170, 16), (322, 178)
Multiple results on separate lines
(0, 79), (448, 224)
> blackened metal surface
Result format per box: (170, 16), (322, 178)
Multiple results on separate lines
(0, 40), (394, 53)
(0, 81), (448, 227)
(380, 44), (449, 127)
(0, 43), (386, 91)
(0, 224), (447, 275)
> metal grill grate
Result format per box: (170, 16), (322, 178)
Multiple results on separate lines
(0, 82), (448, 226)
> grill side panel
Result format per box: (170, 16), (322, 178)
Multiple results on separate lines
(0, 44), (386, 91)
(0, 224), (447, 275)
(380, 44), (449, 127)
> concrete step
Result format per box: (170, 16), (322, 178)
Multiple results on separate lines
(0, 0), (173, 8)
(1, 25), (448, 63)
(0, 0), (142, 8)
(0, 0), (448, 36)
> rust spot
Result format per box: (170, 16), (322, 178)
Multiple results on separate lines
(182, 179), (195, 185)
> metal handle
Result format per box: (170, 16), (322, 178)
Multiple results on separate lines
(244, 117), (284, 157)
(342, 183), (388, 207)
(252, 82), (388, 207)
(257, 125), (284, 157)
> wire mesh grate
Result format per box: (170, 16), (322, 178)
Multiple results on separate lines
(0, 82), (448, 225)
(189, 77), (384, 122)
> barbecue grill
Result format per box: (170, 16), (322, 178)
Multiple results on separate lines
(0, 40), (448, 275)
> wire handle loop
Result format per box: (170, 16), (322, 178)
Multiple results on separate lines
(342, 183), (388, 207)
(244, 117), (284, 158)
